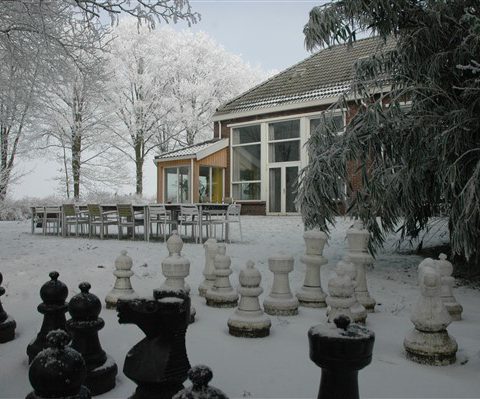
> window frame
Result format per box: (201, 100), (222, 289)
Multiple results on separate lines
(164, 166), (191, 204)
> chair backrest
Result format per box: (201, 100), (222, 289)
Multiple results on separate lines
(227, 204), (241, 219)
(34, 206), (45, 215)
(117, 204), (134, 218)
(62, 203), (76, 217)
(45, 206), (61, 214)
(148, 204), (168, 217)
(87, 204), (101, 217)
(180, 204), (199, 216)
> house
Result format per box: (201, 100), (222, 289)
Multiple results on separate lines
(155, 36), (394, 214)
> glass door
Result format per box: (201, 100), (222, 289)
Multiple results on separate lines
(268, 165), (299, 214)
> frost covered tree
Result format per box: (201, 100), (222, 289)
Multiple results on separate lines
(297, 1), (480, 266)
(107, 22), (265, 195)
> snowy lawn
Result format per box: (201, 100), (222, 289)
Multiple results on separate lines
(0, 217), (479, 398)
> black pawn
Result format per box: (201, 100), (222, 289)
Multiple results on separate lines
(308, 315), (375, 399)
(173, 365), (229, 399)
(27, 271), (69, 363)
(0, 272), (16, 343)
(117, 289), (191, 399)
(67, 282), (117, 395)
(27, 329), (90, 399)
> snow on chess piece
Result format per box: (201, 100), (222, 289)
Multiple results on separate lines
(404, 263), (457, 365)
(338, 260), (368, 324)
(0, 272), (16, 343)
(157, 231), (196, 323)
(105, 250), (138, 309)
(199, 238), (218, 297)
(117, 290), (191, 399)
(263, 254), (299, 316)
(308, 315), (375, 399)
(27, 329), (91, 399)
(325, 262), (357, 324)
(205, 243), (238, 308)
(27, 271), (69, 363)
(296, 230), (328, 308)
(173, 365), (229, 399)
(436, 253), (463, 321)
(228, 260), (271, 338)
(67, 282), (117, 395)
(345, 221), (376, 312)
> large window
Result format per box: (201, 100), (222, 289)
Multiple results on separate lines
(268, 120), (300, 163)
(232, 125), (261, 200)
(165, 166), (190, 203)
(310, 113), (345, 136)
(199, 166), (223, 203)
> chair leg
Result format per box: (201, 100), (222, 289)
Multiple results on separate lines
(239, 221), (243, 242)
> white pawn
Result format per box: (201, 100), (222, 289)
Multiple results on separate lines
(296, 230), (328, 308)
(157, 231), (196, 322)
(325, 262), (356, 323)
(345, 221), (376, 312)
(205, 243), (238, 308)
(338, 259), (367, 324)
(228, 260), (271, 338)
(404, 264), (457, 365)
(105, 250), (138, 309)
(198, 238), (217, 297)
(436, 253), (462, 321)
(263, 254), (299, 316)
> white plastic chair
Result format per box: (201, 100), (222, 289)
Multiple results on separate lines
(148, 204), (175, 241)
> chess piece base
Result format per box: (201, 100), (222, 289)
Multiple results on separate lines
(27, 385), (91, 399)
(445, 302), (463, 321)
(228, 315), (271, 338)
(356, 291), (376, 312)
(0, 316), (16, 343)
(264, 297), (299, 316)
(129, 382), (184, 399)
(85, 355), (118, 395)
(206, 298), (238, 308)
(296, 287), (327, 308)
(404, 329), (457, 366)
(198, 282), (214, 298)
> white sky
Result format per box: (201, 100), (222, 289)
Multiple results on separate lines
(11, 0), (322, 200)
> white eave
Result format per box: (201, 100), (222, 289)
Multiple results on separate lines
(153, 139), (229, 164)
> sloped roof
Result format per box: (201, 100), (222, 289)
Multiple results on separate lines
(154, 138), (228, 162)
(214, 36), (395, 116)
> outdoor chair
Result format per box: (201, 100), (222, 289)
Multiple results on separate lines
(203, 207), (228, 240)
(178, 204), (207, 243)
(210, 203), (242, 243)
(62, 204), (89, 237)
(31, 206), (45, 234)
(43, 206), (62, 236)
(116, 204), (145, 240)
(148, 204), (175, 242)
(87, 204), (118, 239)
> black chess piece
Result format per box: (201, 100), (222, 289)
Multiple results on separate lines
(27, 271), (69, 363)
(173, 365), (229, 399)
(308, 315), (375, 399)
(117, 289), (191, 399)
(0, 272), (16, 343)
(67, 282), (117, 395)
(27, 329), (91, 399)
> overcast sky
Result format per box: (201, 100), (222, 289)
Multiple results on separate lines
(12, 0), (322, 200)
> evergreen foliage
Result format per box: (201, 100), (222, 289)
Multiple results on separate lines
(298, 1), (480, 264)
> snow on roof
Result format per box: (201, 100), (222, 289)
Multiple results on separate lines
(154, 138), (228, 162)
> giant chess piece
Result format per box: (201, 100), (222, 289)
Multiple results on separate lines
(105, 250), (138, 309)
(159, 231), (196, 323)
(325, 263), (358, 324)
(199, 238), (218, 297)
(436, 254), (463, 321)
(205, 243), (238, 308)
(27, 330), (91, 399)
(404, 263), (457, 365)
(296, 231), (328, 308)
(338, 260), (368, 324)
(228, 260), (271, 338)
(345, 221), (376, 312)
(263, 254), (299, 315)
(309, 315), (375, 399)
(0, 272), (16, 343)
(27, 271), (69, 363)
(67, 282), (117, 395)
(117, 290), (191, 399)
(173, 365), (229, 399)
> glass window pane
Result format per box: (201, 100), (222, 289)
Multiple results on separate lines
(199, 166), (210, 203)
(178, 166), (190, 203)
(269, 168), (281, 213)
(232, 183), (261, 200)
(310, 114), (345, 135)
(165, 168), (178, 203)
(269, 141), (300, 163)
(268, 120), (300, 141)
(211, 167), (223, 203)
(232, 125), (261, 145)
(286, 166), (299, 213)
(232, 144), (261, 181)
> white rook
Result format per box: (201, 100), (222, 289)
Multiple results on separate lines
(105, 250), (138, 309)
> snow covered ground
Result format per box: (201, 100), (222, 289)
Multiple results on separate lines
(0, 216), (479, 398)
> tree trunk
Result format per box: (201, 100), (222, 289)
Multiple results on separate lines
(135, 141), (144, 196)
(0, 124), (10, 201)
(71, 84), (83, 200)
